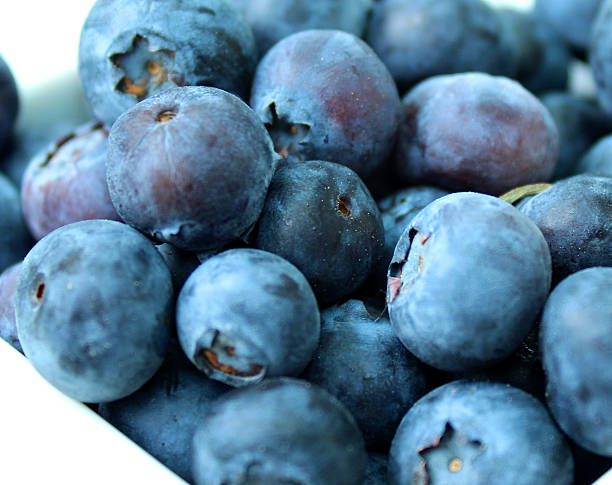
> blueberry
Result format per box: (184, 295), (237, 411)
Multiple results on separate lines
(540, 92), (611, 180)
(98, 341), (230, 482)
(0, 262), (22, 353)
(177, 248), (320, 387)
(302, 299), (428, 450)
(0, 172), (33, 273)
(155, 243), (200, 295)
(192, 378), (367, 485)
(540, 267), (612, 457)
(576, 134), (612, 176)
(238, 0), (372, 57)
(388, 381), (574, 485)
(107, 86), (277, 252)
(0, 54), (18, 152)
(499, 8), (571, 94)
(446, 323), (547, 403)
(78, 0), (257, 126)
(0, 119), (81, 187)
(374, 185), (449, 293)
(15, 219), (174, 403)
(364, 453), (388, 485)
(365, 0), (518, 94)
(254, 160), (384, 305)
(387, 192), (551, 372)
(393, 73), (559, 195)
(21, 121), (120, 240)
(250, 29), (400, 179)
(518, 174), (612, 284)
(591, 0), (612, 116)
(536, 0), (601, 50)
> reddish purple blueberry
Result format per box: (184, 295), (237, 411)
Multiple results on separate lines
(393, 72), (559, 195)
(250, 29), (400, 179)
(21, 122), (120, 240)
(107, 86), (277, 252)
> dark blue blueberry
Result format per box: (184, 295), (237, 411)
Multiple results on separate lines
(155, 243), (200, 295)
(98, 341), (230, 482)
(518, 174), (612, 284)
(15, 219), (174, 403)
(374, 186), (449, 293)
(447, 323), (547, 403)
(388, 381), (574, 485)
(192, 378), (366, 485)
(0, 262), (22, 353)
(365, 0), (518, 94)
(237, 0), (372, 57)
(250, 29), (400, 179)
(576, 134), (612, 177)
(541, 267), (612, 457)
(107, 86), (277, 252)
(254, 160), (384, 305)
(387, 192), (551, 372)
(0, 172), (33, 273)
(177, 248), (320, 387)
(21, 121), (120, 240)
(0, 55), (18, 153)
(540, 92), (612, 180)
(536, 0), (601, 50)
(499, 8), (571, 94)
(78, 0), (257, 126)
(302, 300), (427, 451)
(393, 73), (559, 195)
(592, 0), (612, 116)
(364, 453), (388, 485)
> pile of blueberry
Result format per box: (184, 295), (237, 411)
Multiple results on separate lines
(1, 0), (612, 484)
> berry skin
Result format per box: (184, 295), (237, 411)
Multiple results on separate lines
(107, 86), (277, 252)
(0, 55), (18, 152)
(16, 219), (174, 403)
(541, 267), (612, 457)
(21, 122), (120, 240)
(518, 174), (612, 284)
(388, 381), (574, 485)
(387, 192), (551, 372)
(177, 248), (320, 387)
(98, 342), (230, 482)
(192, 378), (367, 485)
(78, 0), (257, 126)
(592, 0), (612, 116)
(0, 172), (33, 273)
(393, 72), (559, 195)
(365, 0), (519, 93)
(255, 160), (384, 305)
(250, 29), (400, 179)
(302, 299), (428, 450)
